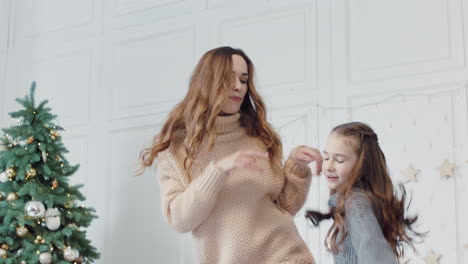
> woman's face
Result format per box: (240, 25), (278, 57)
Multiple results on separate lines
(220, 54), (249, 115)
(322, 132), (359, 190)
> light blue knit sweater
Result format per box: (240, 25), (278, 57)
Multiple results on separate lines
(328, 192), (398, 264)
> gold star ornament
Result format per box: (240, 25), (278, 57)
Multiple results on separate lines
(439, 160), (455, 178)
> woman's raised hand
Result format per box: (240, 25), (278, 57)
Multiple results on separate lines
(215, 151), (269, 173)
(290, 146), (323, 174)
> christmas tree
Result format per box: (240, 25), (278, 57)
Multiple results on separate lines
(0, 82), (100, 264)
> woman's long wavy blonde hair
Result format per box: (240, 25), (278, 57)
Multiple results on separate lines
(139, 46), (282, 178)
(306, 122), (425, 258)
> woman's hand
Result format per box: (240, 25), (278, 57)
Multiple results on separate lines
(290, 146), (323, 174)
(215, 151), (269, 173)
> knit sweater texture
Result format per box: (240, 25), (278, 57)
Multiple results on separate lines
(328, 192), (398, 264)
(156, 113), (315, 264)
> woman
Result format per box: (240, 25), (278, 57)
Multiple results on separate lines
(140, 46), (322, 263)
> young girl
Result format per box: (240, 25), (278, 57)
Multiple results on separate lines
(306, 122), (423, 264)
(140, 46), (322, 263)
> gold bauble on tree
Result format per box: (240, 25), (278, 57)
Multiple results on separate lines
(27, 136), (34, 144)
(6, 192), (18, 201)
(16, 226), (29, 238)
(6, 167), (16, 180)
(34, 235), (45, 244)
(26, 167), (37, 180)
(50, 130), (60, 140)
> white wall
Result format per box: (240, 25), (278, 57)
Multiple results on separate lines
(0, 0), (467, 263)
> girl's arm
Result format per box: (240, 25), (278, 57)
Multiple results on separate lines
(157, 150), (226, 233)
(278, 151), (313, 216)
(346, 193), (398, 264)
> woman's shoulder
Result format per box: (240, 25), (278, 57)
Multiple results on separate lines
(158, 131), (186, 161)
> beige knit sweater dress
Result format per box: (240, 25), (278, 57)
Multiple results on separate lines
(156, 113), (315, 264)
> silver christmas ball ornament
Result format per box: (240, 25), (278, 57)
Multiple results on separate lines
(39, 252), (52, 264)
(24, 201), (46, 218)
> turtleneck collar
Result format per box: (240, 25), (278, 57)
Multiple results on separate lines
(212, 112), (246, 142)
(214, 113), (241, 134)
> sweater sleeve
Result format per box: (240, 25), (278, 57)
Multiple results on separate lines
(278, 154), (312, 216)
(157, 150), (226, 233)
(346, 193), (398, 264)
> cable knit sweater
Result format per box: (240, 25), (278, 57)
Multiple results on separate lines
(156, 113), (315, 264)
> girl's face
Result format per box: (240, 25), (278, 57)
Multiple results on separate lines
(220, 54), (249, 115)
(322, 132), (359, 190)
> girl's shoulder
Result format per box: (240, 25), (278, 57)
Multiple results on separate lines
(329, 190), (372, 209)
(344, 191), (374, 212)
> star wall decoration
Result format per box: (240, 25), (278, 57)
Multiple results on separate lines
(401, 163), (420, 183)
(438, 160), (455, 178)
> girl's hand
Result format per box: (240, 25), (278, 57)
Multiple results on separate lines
(290, 146), (323, 174)
(215, 151), (269, 173)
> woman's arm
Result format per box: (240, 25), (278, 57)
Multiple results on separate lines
(157, 150), (226, 233)
(278, 156), (312, 216)
(346, 193), (398, 264)
(158, 149), (268, 233)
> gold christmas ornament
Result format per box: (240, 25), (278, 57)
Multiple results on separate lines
(6, 167), (16, 180)
(16, 226), (29, 237)
(1, 244), (9, 250)
(50, 130), (60, 140)
(34, 235), (45, 244)
(27, 136), (34, 144)
(6, 192), (18, 201)
(26, 167), (37, 180)
(55, 155), (60, 161)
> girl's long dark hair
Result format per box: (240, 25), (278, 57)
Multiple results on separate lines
(306, 122), (425, 257)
